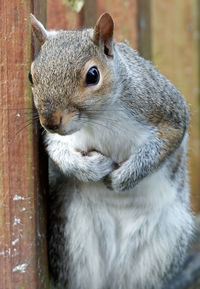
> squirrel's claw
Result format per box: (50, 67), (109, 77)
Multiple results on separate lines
(103, 174), (113, 190)
(104, 168), (128, 192)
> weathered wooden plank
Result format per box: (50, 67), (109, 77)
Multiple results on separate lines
(47, 0), (138, 47)
(47, 0), (82, 30)
(82, 0), (97, 27)
(0, 0), (49, 288)
(31, 3), (50, 288)
(97, 0), (139, 49)
(138, 0), (151, 60)
(151, 0), (200, 213)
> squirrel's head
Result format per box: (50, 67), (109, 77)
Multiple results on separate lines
(30, 13), (115, 135)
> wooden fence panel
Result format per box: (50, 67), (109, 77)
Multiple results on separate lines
(47, 0), (82, 30)
(0, 0), (49, 288)
(97, 0), (138, 49)
(151, 0), (200, 213)
(138, 0), (151, 60)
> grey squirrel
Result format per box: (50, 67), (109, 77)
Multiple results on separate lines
(30, 13), (193, 289)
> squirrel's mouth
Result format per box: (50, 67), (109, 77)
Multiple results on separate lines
(57, 127), (81, 136)
(42, 125), (81, 136)
(39, 108), (84, 136)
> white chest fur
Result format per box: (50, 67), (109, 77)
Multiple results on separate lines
(48, 108), (152, 164)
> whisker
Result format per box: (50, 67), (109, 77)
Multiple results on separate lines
(0, 107), (33, 111)
(7, 121), (34, 146)
(7, 116), (40, 148)
(80, 116), (120, 124)
(14, 121), (33, 137)
(85, 109), (124, 112)
(81, 119), (123, 132)
(41, 127), (46, 136)
(80, 106), (125, 113)
(81, 120), (109, 130)
(16, 111), (39, 117)
(80, 117), (127, 133)
(16, 116), (39, 126)
(1, 108), (38, 121)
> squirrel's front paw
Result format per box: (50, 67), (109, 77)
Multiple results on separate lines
(76, 151), (116, 182)
(104, 167), (131, 192)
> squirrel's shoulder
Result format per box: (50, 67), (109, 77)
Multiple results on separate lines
(115, 42), (149, 65)
(114, 41), (159, 80)
(114, 41), (184, 97)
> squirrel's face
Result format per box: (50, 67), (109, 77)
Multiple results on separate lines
(30, 13), (115, 135)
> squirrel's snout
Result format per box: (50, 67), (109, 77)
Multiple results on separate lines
(45, 121), (61, 131)
(39, 109), (78, 134)
(40, 112), (62, 132)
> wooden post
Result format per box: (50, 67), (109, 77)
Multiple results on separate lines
(138, 0), (151, 60)
(0, 0), (49, 288)
(82, 0), (97, 27)
(97, 0), (139, 49)
(151, 0), (200, 213)
(47, 0), (82, 30)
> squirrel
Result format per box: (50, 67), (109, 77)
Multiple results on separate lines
(30, 13), (193, 289)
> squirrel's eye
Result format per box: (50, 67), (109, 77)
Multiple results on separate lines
(86, 66), (100, 85)
(28, 72), (33, 85)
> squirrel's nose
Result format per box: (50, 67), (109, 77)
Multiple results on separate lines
(40, 113), (62, 132)
(45, 121), (61, 131)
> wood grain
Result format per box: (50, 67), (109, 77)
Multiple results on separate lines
(97, 0), (139, 49)
(151, 0), (200, 213)
(0, 0), (49, 288)
(82, 0), (97, 27)
(138, 0), (151, 60)
(47, 0), (82, 30)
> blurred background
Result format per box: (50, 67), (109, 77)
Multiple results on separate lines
(0, 0), (200, 288)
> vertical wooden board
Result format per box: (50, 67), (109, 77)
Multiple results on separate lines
(0, 0), (36, 288)
(47, 0), (82, 30)
(97, 0), (139, 49)
(151, 0), (200, 212)
(82, 0), (97, 27)
(31, 2), (50, 287)
(0, 0), (49, 288)
(138, 0), (151, 60)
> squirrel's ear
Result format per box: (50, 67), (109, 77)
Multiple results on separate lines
(30, 14), (48, 46)
(93, 13), (114, 57)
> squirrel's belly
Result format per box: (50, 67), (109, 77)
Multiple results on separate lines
(65, 190), (190, 289)
(62, 165), (193, 289)
(65, 186), (139, 288)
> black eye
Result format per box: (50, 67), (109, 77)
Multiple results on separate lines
(85, 66), (100, 85)
(28, 72), (33, 85)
